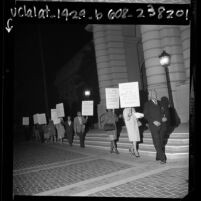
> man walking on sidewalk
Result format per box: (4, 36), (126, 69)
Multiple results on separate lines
(74, 111), (88, 148)
(143, 89), (167, 164)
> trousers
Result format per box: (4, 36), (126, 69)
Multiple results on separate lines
(78, 132), (85, 147)
(149, 124), (166, 161)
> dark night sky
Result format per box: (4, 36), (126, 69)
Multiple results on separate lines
(14, 23), (93, 123)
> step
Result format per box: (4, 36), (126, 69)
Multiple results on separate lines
(70, 143), (189, 160)
(72, 139), (189, 153)
(83, 136), (189, 146)
(140, 138), (189, 145)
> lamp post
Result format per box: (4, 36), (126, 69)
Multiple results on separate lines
(159, 50), (174, 108)
(84, 89), (91, 99)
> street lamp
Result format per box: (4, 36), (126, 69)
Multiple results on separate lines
(159, 50), (174, 108)
(84, 89), (91, 98)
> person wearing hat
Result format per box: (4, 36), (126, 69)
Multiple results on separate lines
(143, 89), (167, 164)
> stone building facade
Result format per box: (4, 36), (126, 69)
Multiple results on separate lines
(86, 24), (190, 124)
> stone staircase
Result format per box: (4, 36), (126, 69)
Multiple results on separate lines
(69, 123), (189, 160)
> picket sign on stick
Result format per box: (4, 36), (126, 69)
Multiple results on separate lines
(82, 101), (94, 116)
(119, 82), (140, 108)
(22, 117), (29, 125)
(105, 88), (119, 109)
(56, 103), (65, 117)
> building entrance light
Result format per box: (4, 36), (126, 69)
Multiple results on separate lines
(84, 90), (91, 97)
(159, 50), (171, 67)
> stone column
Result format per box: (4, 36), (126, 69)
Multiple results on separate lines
(92, 25), (113, 123)
(159, 25), (186, 87)
(92, 25), (129, 126)
(140, 25), (168, 99)
(159, 25), (188, 123)
(105, 25), (128, 86)
(179, 25), (190, 123)
(180, 25), (190, 84)
(123, 25), (142, 88)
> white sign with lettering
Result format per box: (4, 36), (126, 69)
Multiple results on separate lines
(51, 109), (60, 124)
(22, 117), (29, 125)
(38, 113), (47, 125)
(56, 103), (65, 117)
(119, 82), (140, 108)
(105, 88), (119, 109)
(82, 101), (94, 116)
(33, 114), (39, 124)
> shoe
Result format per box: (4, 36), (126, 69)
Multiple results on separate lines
(110, 149), (114, 153)
(133, 150), (140, 157)
(129, 148), (133, 156)
(160, 160), (166, 164)
(115, 149), (119, 154)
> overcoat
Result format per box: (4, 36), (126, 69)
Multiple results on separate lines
(123, 108), (140, 142)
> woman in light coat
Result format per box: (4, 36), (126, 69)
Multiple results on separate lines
(123, 107), (143, 157)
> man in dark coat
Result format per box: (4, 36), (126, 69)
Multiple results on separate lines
(143, 89), (167, 164)
(64, 116), (74, 146)
(160, 96), (171, 153)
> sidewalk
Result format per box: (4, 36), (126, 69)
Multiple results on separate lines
(13, 140), (189, 198)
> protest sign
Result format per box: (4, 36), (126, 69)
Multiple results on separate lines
(22, 117), (29, 125)
(82, 101), (94, 116)
(105, 88), (119, 109)
(33, 114), (39, 124)
(38, 113), (47, 125)
(51, 109), (60, 124)
(119, 82), (140, 108)
(56, 103), (65, 117)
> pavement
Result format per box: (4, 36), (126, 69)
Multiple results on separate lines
(13, 138), (189, 198)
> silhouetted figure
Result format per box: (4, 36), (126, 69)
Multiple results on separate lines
(38, 124), (44, 143)
(160, 97), (172, 152)
(47, 119), (56, 143)
(64, 116), (74, 146)
(115, 109), (124, 143)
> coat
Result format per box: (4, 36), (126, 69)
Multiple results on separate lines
(47, 121), (56, 137)
(55, 123), (65, 139)
(123, 108), (140, 142)
(102, 111), (117, 141)
(143, 100), (162, 125)
(64, 120), (74, 138)
(74, 116), (87, 134)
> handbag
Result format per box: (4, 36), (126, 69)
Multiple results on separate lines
(104, 123), (115, 131)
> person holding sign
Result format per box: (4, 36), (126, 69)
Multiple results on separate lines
(47, 119), (56, 143)
(102, 109), (119, 154)
(123, 107), (143, 157)
(55, 117), (65, 143)
(143, 89), (167, 164)
(74, 111), (88, 148)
